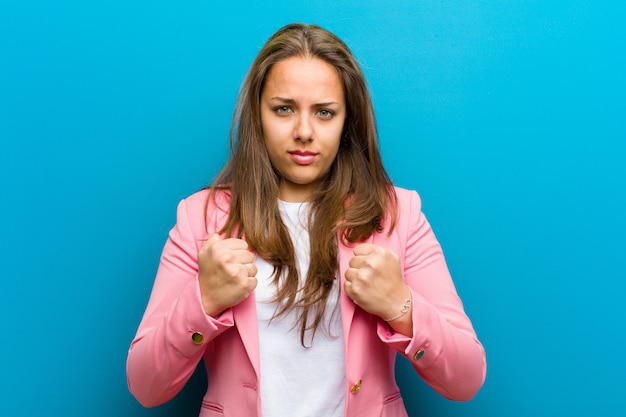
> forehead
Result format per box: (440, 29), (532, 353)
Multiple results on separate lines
(262, 56), (344, 100)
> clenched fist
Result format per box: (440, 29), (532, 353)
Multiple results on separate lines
(197, 234), (258, 317)
(344, 243), (412, 334)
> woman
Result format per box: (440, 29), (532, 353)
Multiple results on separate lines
(127, 23), (486, 417)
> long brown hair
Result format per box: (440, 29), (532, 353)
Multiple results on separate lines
(209, 23), (397, 345)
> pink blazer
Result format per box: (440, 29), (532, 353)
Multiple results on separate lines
(126, 187), (486, 416)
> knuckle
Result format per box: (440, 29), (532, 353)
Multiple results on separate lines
(224, 263), (240, 277)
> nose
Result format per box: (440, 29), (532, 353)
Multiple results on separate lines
(294, 113), (313, 142)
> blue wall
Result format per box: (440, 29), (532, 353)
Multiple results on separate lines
(1, 1), (624, 416)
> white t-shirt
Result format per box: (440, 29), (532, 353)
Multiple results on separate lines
(255, 200), (345, 417)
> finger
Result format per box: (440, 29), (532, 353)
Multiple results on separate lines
(236, 273), (258, 295)
(343, 280), (360, 305)
(353, 243), (377, 256)
(200, 233), (221, 251)
(348, 255), (367, 269)
(344, 267), (357, 282)
(248, 263), (258, 277)
(241, 263), (258, 277)
(343, 279), (353, 295)
(231, 249), (254, 266)
(221, 237), (250, 250)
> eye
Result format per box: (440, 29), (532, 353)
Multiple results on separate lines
(275, 106), (293, 115)
(317, 109), (334, 120)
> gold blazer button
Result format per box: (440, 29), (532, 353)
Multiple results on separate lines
(191, 332), (204, 345)
(350, 380), (362, 394)
(413, 349), (425, 361)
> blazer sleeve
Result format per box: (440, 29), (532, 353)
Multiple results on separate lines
(126, 196), (235, 407)
(377, 189), (486, 401)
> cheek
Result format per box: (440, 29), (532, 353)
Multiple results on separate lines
(262, 120), (289, 145)
(260, 108), (280, 140)
(262, 132), (282, 160)
(328, 143), (341, 166)
(328, 124), (344, 156)
(261, 122), (279, 156)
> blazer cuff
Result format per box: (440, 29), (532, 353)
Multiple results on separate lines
(376, 289), (440, 369)
(167, 278), (235, 358)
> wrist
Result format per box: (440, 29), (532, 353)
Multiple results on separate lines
(383, 288), (412, 322)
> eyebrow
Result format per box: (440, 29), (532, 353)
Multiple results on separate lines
(269, 96), (341, 107)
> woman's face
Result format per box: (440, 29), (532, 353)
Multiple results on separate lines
(260, 56), (346, 202)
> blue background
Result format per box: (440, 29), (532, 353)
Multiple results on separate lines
(1, 1), (624, 416)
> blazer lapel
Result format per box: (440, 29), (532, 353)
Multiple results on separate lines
(232, 290), (261, 379)
(209, 197), (261, 380)
(338, 234), (373, 340)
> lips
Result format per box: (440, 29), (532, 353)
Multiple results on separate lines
(288, 150), (318, 165)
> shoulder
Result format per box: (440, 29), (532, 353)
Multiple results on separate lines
(180, 188), (231, 210)
(393, 185), (420, 200)
(391, 185), (422, 218)
(377, 185), (427, 242)
(182, 188), (211, 205)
